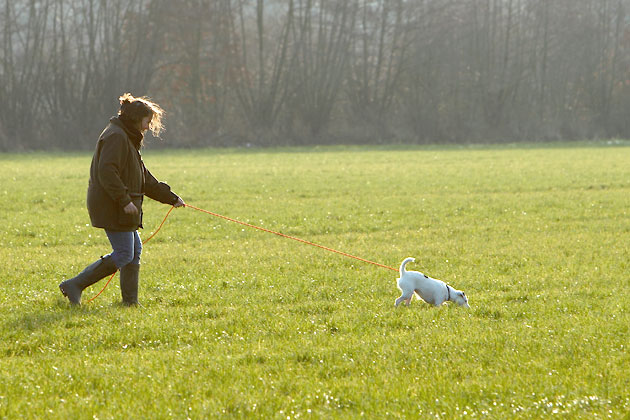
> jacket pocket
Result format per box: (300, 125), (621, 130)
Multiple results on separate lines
(118, 194), (143, 228)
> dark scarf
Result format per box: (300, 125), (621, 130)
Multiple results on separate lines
(111, 114), (143, 150)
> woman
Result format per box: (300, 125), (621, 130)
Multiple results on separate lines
(59, 93), (185, 306)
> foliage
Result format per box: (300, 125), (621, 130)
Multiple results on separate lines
(2, 1), (630, 150)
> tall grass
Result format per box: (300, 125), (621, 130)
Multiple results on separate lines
(0, 144), (628, 419)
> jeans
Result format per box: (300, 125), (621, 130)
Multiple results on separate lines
(105, 230), (142, 269)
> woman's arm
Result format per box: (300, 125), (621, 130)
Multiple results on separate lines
(144, 166), (182, 206)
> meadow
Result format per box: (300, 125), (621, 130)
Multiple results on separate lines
(0, 143), (628, 419)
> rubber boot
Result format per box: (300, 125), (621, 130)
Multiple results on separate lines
(120, 264), (140, 306)
(59, 256), (118, 305)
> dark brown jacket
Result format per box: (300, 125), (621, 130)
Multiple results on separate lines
(87, 117), (179, 231)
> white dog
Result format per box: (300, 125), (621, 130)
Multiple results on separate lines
(395, 257), (470, 308)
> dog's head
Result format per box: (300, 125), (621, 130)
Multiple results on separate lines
(453, 290), (470, 308)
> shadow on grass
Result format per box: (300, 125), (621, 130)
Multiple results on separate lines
(4, 297), (127, 334)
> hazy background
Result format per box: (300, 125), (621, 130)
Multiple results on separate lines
(1, 0), (630, 150)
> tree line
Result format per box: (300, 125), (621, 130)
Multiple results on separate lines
(1, 0), (630, 151)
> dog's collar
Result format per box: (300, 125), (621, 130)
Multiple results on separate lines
(446, 285), (451, 301)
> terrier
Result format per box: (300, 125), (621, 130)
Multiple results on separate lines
(395, 257), (470, 308)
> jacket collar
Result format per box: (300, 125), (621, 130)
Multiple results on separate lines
(110, 116), (143, 150)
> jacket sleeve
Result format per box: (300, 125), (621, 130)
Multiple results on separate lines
(144, 167), (179, 205)
(97, 134), (132, 207)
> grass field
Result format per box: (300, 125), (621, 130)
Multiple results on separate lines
(0, 143), (629, 419)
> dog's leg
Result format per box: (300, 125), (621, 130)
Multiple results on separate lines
(395, 293), (413, 307)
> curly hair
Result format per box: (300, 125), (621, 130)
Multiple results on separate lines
(118, 92), (165, 136)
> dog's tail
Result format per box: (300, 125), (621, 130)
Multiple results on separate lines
(399, 257), (415, 276)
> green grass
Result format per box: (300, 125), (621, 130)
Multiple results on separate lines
(0, 143), (629, 419)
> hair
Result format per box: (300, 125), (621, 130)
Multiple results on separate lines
(118, 92), (165, 136)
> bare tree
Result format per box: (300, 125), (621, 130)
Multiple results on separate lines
(152, 0), (234, 146)
(3, 0), (630, 150)
(346, 0), (412, 139)
(0, 0), (52, 149)
(289, 0), (358, 139)
(226, 0), (295, 144)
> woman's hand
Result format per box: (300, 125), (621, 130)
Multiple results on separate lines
(123, 202), (139, 215)
(173, 197), (186, 208)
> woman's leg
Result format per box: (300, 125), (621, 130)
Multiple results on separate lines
(107, 230), (143, 305)
(131, 231), (142, 265)
(104, 230), (136, 269)
(60, 230), (139, 306)
(59, 231), (120, 304)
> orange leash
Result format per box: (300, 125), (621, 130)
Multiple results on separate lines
(184, 204), (397, 271)
(87, 204), (396, 303)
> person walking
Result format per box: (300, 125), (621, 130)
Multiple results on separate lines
(60, 93), (185, 306)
